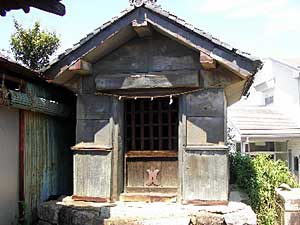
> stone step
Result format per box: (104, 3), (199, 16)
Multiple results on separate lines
(104, 217), (190, 225)
(119, 192), (177, 203)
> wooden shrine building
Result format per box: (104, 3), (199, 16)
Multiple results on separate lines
(43, 1), (262, 203)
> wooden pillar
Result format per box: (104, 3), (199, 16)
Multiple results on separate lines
(111, 97), (124, 201)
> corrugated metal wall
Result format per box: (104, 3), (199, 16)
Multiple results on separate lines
(24, 110), (74, 223)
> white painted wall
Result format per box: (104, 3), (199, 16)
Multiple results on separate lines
(243, 58), (300, 124)
(0, 106), (19, 225)
(272, 60), (300, 107)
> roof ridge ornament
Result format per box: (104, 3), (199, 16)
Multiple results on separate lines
(129, 0), (157, 7)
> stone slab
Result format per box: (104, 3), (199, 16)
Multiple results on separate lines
(37, 198), (256, 225)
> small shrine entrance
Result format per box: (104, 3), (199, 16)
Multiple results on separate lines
(123, 97), (179, 196)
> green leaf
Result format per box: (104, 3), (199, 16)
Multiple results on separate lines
(10, 19), (60, 71)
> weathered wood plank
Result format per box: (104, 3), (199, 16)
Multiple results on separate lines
(72, 195), (109, 203)
(74, 151), (112, 198)
(186, 117), (225, 146)
(77, 94), (112, 120)
(111, 97), (124, 201)
(126, 150), (178, 158)
(127, 161), (144, 187)
(200, 66), (242, 89)
(200, 51), (216, 70)
(182, 151), (228, 201)
(160, 160), (178, 187)
(76, 119), (112, 147)
(186, 89), (225, 117)
(80, 76), (96, 94)
(95, 71), (199, 90)
(132, 20), (153, 37)
(94, 33), (199, 74)
(69, 59), (92, 74)
(125, 187), (177, 193)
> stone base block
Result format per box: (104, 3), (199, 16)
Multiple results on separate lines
(36, 198), (256, 225)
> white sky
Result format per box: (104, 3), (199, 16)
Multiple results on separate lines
(1, 0), (300, 60)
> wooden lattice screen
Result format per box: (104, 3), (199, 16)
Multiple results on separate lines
(124, 98), (178, 151)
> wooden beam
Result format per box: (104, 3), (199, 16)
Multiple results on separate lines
(28, 0), (65, 16)
(0, 7), (6, 16)
(69, 59), (92, 75)
(126, 150), (178, 158)
(95, 70), (199, 90)
(72, 195), (109, 203)
(0, 0), (65, 16)
(200, 51), (216, 70)
(21, 5), (30, 13)
(53, 59), (92, 84)
(132, 20), (153, 37)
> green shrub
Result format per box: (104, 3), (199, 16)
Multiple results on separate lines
(230, 153), (298, 225)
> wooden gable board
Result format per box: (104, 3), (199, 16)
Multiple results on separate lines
(44, 6), (262, 94)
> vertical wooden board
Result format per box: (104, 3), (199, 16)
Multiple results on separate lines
(76, 119), (112, 146)
(186, 89), (225, 117)
(143, 161), (162, 187)
(177, 95), (187, 200)
(160, 160), (178, 187)
(73, 152), (112, 198)
(183, 151), (228, 201)
(94, 32), (199, 74)
(187, 117), (224, 145)
(80, 76), (96, 95)
(215, 154), (229, 200)
(77, 94), (112, 120)
(200, 67), (241, 89)
(127, 161), (145, 187)
(89, 152), (112, 197)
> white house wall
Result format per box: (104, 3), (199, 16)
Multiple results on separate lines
(0, 106), (19, 225)
(272, 60), (300, 107)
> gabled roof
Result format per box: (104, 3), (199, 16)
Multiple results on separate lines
(0, 54), (44, 82)
(43, 4), (262, 86)
(228, 105), (300, 139)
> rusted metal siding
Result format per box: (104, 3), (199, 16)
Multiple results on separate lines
(23, 110), (74, 223)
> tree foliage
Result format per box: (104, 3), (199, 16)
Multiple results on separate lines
(10, 20), (60, 71)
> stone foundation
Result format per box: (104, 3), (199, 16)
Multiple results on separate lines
(36, 197), (256, 225)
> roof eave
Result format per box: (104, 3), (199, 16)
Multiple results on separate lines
(43, 5), (262, 81)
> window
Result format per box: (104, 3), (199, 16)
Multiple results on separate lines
(247, 142), (288, 163)
(124, 98), (178, 151)
(265, 96), (274, 105)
